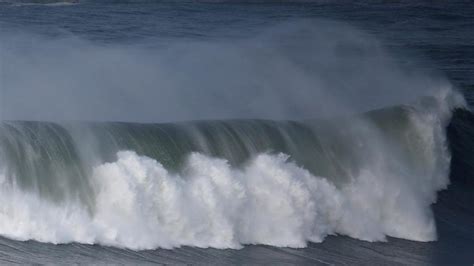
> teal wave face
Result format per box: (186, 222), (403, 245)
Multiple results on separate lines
(0, 94), (453, 201)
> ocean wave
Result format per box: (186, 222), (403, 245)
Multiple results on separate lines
(0, 89), (464, 249)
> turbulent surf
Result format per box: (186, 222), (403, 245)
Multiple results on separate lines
(0, 87), (464, 250)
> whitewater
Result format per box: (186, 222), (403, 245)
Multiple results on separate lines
(0, 87), (465, 250)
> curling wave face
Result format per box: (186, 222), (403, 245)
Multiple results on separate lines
(0, 88), (464, 250)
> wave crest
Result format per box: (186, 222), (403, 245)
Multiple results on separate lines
(0, 89), (464, 250)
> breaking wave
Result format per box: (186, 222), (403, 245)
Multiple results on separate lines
(0, 88), (464, 250)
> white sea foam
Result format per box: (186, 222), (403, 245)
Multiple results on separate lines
(0, 149), (443, 249)
(0, 88), (463, 250)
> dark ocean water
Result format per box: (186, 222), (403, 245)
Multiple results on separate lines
(0, 1), (473, 265)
